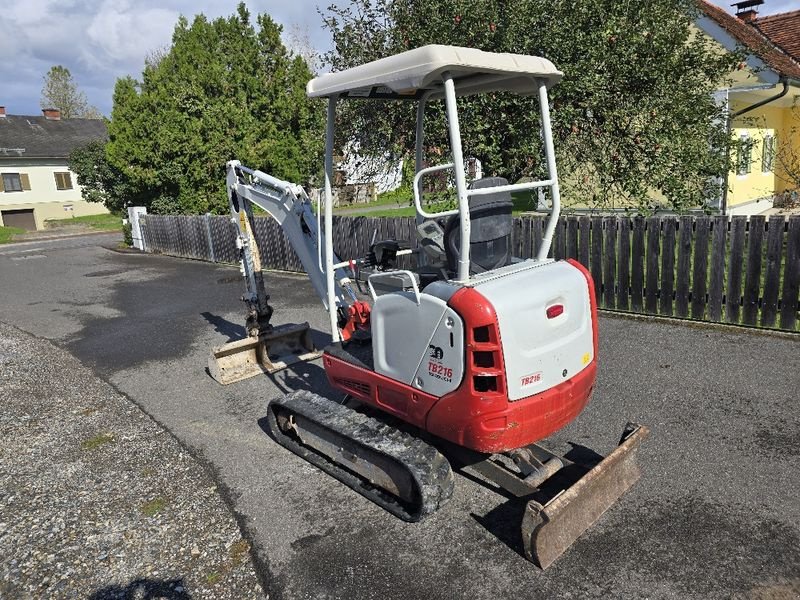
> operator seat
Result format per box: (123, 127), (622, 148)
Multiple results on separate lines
(444, 177), (513, 276)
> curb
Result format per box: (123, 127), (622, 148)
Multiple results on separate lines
(4, 230), (121, 246)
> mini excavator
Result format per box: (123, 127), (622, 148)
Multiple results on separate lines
(209, 45), (648, 569)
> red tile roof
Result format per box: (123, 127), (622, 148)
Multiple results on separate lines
(754, 9), (800, 63)
(697, 0), (800, 80)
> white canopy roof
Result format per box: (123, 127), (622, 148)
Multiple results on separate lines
(307, 45), (562, 100)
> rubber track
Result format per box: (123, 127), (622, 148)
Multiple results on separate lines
(266, 390), (454, 522)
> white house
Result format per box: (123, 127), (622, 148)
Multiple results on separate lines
(0, 107), (108, 230)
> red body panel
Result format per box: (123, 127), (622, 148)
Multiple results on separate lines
(324, 261), (600, 453)
(323, 352), (440, 428)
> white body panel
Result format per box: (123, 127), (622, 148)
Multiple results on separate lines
(371, 291), (464, 396)
(474, 260), (594, 401)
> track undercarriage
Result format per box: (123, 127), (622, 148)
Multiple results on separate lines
(265, 390), (454, 522)
(265, 389), (648, 568)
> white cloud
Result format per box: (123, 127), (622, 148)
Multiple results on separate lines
(84, 1), (179, 69)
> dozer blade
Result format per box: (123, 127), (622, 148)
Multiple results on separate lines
(521, 423), (649, 569)
(208, 322), (321, 385)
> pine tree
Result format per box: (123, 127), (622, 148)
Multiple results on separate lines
(104, 3), (323, 214)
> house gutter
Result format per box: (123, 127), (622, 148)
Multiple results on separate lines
(721, 76), (789, 216)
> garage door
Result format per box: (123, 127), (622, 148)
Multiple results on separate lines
(1, 209), (36, 231)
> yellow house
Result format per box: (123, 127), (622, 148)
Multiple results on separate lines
(697, 1), (800, 215)
(0, 107), (109, 230)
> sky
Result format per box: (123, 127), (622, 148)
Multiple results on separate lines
(0, 0), (333, 117)
(1, 0), (798, 118)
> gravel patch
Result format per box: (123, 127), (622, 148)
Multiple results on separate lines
(0, 323), (266, 599)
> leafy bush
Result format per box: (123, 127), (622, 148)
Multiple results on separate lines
(122, 222), (133, 247)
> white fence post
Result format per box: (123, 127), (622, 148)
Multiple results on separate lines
(127, 206), (147, 250)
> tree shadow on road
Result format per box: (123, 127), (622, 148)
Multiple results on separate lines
(89, 578), (191, 599)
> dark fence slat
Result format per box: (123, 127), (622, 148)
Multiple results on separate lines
(534, 217), (545, 259)
(553, 217), (566, 261)
(779, 216), (800, 330)
(602, 217), (617, 309)
(760, 216), (784, 327)
(590, 216), (603, 302)
(523, 217), (533, 259)
(513, 217), (523, 258)
(691, 216), (710, 320)
(660, 218), (676, 317)
(567, 217), (579, 261)
(708, 216), (727, 322)
(579, 216), (591, 269)
(645, 217), (661, 315)
(675, 215), (693, 318)
(631, 217), (645, 313)
(726, 217), (747, 324)
(616, 218), (631, 311)
(742, 215), (765, 326)
(397, 216), (411, 270)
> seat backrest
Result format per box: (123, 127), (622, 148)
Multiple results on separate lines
(444, 177), (513, 275)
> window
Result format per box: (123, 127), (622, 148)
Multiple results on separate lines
(2, 173), (23, 192)
(54, 172), (73, 190)
(736, 135), (753, 176)
(762, 134), (776, 173)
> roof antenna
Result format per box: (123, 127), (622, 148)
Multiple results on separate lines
(732, 0), (764, 23)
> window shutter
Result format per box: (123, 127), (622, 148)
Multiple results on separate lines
(20, 173), (31, 190)
(0, 176), (4, 192)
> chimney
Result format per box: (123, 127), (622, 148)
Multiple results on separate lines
(732, 0), (763, 23)
(0, 106), (6, 119)
(42, 108), (61, 120)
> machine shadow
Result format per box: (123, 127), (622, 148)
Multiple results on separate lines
(471, 500), (529, 558)
(464, 442), (602, 561)
(200, 311), (246, 342)
(88, 578), (191, 599)
(266, 346), (337, 396)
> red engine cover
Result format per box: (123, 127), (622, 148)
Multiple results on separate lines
(324, 259), (599, 453)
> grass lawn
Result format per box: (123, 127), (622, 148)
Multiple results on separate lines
(45, 213), (123, 231)
(338, 189), (541, 217)
(333, 188), (416, 215)
(0, 225), (25, 244)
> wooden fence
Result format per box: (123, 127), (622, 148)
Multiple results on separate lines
(140, 213), (800, 332)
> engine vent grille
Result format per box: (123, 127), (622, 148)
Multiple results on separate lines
(334, 377), (370, 397)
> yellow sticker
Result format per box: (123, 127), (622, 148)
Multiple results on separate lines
(582, 352), (591, 365)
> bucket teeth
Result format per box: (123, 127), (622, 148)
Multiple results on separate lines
(521, 424), (649, 569)
(208, 322), (321, 384)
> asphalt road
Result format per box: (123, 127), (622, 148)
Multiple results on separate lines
(1, 236), (798, 600)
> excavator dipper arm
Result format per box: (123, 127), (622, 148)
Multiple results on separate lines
(208, 161), (361, 384)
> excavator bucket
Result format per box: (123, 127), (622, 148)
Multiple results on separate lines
(208, 322), (322, 385)
(521, 424), (649, 569)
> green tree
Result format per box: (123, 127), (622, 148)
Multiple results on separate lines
(40, 66), (102, 119)
(68, 140), (143, 213)
(106, 3), (323, 214)
(321, 0), (742, 212)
